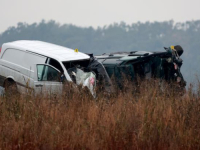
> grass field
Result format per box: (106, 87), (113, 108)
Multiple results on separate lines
(0, 81), (200, 150)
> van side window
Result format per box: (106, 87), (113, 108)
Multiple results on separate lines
(47, 58), (64, 73)
(37, 65), (60, 82)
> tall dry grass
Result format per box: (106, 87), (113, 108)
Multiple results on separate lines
(0, 80), (200, 150)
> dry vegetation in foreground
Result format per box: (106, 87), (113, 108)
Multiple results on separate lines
(0, 80), (200, 150)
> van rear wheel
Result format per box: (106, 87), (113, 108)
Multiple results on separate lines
(4, 80), (18, 96)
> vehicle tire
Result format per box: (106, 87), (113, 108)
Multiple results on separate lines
(4, 80), (18, 96)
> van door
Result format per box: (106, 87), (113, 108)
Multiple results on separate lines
(33, 64), (63, 95)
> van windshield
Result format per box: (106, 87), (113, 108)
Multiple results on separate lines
(62, 59), (90, 70)
(62, 59), (90, 82)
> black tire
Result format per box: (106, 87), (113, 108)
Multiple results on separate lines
(4, 80), (18, 96)
(174, 45), (184, 56)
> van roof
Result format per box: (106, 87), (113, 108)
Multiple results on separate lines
(2, 40), (90, 61)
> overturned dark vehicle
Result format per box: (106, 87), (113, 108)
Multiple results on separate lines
(96, 45), (186, 93)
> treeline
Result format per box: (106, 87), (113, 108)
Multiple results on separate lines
(0, 20), (200, 83)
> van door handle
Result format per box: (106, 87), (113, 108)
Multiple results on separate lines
(35, 84), (43, 87)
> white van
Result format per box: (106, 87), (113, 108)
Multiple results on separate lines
(0, 40), (97, 96)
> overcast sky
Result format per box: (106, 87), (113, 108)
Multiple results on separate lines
(0, 0), (200, 33)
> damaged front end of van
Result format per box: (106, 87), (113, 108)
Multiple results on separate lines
(62, 54), (113, 97)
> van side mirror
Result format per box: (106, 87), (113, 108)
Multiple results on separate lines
(60, 74), (65, 82)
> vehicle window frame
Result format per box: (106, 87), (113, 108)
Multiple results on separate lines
(37, 64), (61, 82)
(46, 58), (64, 73)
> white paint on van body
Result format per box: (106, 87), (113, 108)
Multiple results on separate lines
(0, 40), (90, 95)
(1, 40), (89, 61)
